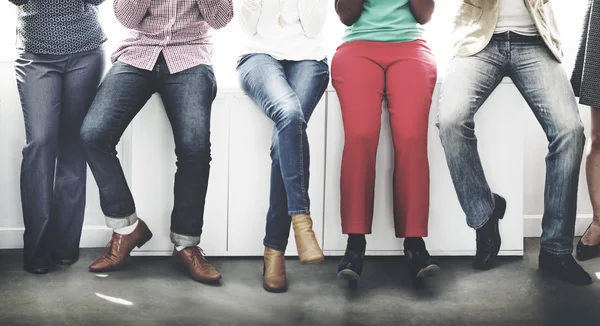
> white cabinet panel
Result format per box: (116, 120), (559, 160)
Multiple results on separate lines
(129, 95), (229, 255)
(227, 95), (327, 255)
(324, 82), (525, 255)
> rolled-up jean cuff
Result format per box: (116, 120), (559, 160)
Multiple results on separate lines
(541, 246), (573, 256)
(171, 232), (201, 247)
(264, 241), (286, 252)
(289, 209), (310, 216)
(105, 212), (138, 230)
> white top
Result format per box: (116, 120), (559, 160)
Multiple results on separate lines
(238, 0), (328, 61)
(495, 0), (539, 36)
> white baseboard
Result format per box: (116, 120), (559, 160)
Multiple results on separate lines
(2, 214), (590, 256)
(0, 225), (112, 249)
(523, 214), (592, 238)
(130, 249), (523, 257)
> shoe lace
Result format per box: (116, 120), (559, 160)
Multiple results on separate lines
(191, 247), (209, 262)
(100, 234), (118, 259)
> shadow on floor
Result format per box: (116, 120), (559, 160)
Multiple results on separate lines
(0, 239), (598, 326)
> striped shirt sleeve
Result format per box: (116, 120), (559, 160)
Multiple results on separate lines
(197, 0), (234, 30)
(114, 0), (152, 30)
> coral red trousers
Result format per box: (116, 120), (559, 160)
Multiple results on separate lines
(331, 40), (437, 238)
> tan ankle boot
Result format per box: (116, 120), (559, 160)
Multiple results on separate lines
(292, 214), (324, 264)
(263, 248), (287, 293)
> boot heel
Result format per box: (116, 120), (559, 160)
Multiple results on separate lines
(494, 194), (506, 219)
(136, 230), (153, 248)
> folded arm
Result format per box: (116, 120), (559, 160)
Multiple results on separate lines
(298, 0), (328, 38)
(113, 0), (151, 30)
(409, 0), (435, 25)
(335, 0), (364, 27)
(197, 0), (234, 30)
(238, 0), (261, 36)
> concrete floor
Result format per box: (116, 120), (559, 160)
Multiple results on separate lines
(0, 239), (599, 326)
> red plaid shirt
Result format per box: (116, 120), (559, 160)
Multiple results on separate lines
(112, 0), (234, 74)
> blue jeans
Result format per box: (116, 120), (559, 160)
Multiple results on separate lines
(80, 55), (217, 247)
(15, 47), (105, 270)
(237, 54), (329, 251)
(437, 32), (585, 255)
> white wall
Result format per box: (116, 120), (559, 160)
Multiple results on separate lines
(0, 0), (594, 253)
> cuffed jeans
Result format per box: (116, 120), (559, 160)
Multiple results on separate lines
(237, 53), (329, 251)
(80, 55), (216, 247)
(437, 32), (585, 255)
(15, 47), (105, 270)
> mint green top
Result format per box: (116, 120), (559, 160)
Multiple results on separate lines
(343, 0), (423, 43)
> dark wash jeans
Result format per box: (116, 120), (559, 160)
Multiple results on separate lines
(15, 47), (105, 270)
(237, 53), (330, 251)
(80, 54), (217, 247)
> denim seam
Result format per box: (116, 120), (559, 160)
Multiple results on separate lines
(295, 69), (329, 215)
(289, 209), (310, 216)
(298, 110), (309, 211)
(540, 246), (573, 255)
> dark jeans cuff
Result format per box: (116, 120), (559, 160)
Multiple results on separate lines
(170, 232), (201, 247)
(288, 209), (310, 216)
(264, 241), (287, 252)
(540, 245), (573, 256)
(105, 212), (138, 230)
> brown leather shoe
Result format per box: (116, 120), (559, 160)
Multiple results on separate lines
(173, 247), (222, 284)
(263, 248), (287, 293)
(292, 214), (324, 264)
(89, 219), (152, 272)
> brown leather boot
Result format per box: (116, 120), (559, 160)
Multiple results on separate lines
(89, 219), (152, 272)
(173, 247), (222, 284)
(263, 248), (287, 293)
(292, 214), (324, 264)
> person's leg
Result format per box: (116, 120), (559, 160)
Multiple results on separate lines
(257, 58), (330, 253)
(15, 52), (65, 273)
(158, 62), (221, 284)
(81, 61), (155, 272)
(238, 54), (310, 217)
(437, 39), (507, 270)
(237, 55), (292, 253)
(437, 48), (506, 229)
(510, 38), (585, 256)
(581, 107), (600, 247)
(331, 41), (385, 285)
(384, 40), (438, 287)
(385, 40), (437, 239)
(52, 48), (105, 264)
(158, 63), (216, 249)
(331, 42), (385, 236)
(237, 54), (324, 264)
(277, 58), (330, 246)
(509, 35), (590, 285)
(81, 61), (154, 225)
